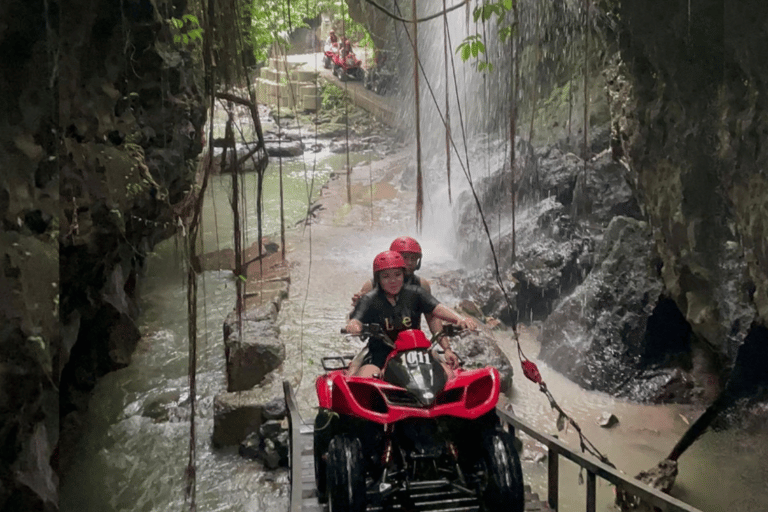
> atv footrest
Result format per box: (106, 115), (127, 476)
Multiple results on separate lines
(367, 479), (480, 512)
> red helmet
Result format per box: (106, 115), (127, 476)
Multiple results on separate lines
(373, 250), (406, 273)
(389, 236), (422, 269)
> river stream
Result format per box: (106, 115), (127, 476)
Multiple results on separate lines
(60, 147), (768, 512)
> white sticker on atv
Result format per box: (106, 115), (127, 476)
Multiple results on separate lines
(406, 351), (429, 366)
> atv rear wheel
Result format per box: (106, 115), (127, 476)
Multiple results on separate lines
(313, 410), (335, 503)
(324, 55), (332, 69)
(327, 434), (366, 512)
(477, 430), (524, 512)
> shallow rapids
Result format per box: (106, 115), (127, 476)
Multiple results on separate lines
(60, 148), (768, 512)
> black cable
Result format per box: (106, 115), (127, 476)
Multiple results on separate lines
(364, 0), (470, 24)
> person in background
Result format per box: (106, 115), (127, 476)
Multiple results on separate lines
(326, 29), (339, 49)
(346, 251), (476, 378)
(341, 37), (353, 58)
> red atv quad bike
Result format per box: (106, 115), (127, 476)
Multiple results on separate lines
(330, 48), (364, 81)
(313, 324), (524, 512)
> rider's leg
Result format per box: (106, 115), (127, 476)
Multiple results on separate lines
(353, 364), (382, 378)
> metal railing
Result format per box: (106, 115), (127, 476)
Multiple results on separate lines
(496, 406), (704, 512)
(284, 381), (303, 512)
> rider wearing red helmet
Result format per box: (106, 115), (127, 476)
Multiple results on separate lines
(352, 236), (433, 305)
(327, 29), (339, 48)
(346, 251), (476, 377)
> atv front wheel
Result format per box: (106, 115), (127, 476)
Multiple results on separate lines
(327, 434), (366, 512)
(324, 55), (332, 69)
(477, 430), (524, 512)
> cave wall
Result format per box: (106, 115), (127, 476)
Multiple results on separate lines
(0, 1), (61, 510)
(0, 0), (206, 509)
(58, 0), (206, 472)
(611, 0), (768, 366)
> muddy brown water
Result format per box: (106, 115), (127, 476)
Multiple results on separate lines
(60, 147), (768, 512)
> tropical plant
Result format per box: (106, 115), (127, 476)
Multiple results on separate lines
(456, 0), (516, 72)
(245, 0), (372, 63)
(169, 14), (204, 47)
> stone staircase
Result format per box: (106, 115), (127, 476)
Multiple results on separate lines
(255, 57), (321, 112)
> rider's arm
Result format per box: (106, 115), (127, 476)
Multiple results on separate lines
(420, 278), (443, 335)
(432, 304), (477, 331)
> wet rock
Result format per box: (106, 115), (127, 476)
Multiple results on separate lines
(263, 139), (304, 158)
(263, 397), (287, 420)
(329, 139), (368, 153)
(538, 216), (667, 397)
(436, 268), (518, 325)
(522, 449), (547, 464)
(571, 151), (642, 223)
(259, 419), (284, 439)
(519, 147), (580, 205)
(224, 318), (285, 392)
(450, 331), (514, 393)
(458, 299), (483, 318)
(223, 302), (279, 339)
(597, 412), (619, 428)
(616, 459), (678, 511)
(621, 368), (695, 404)
(212, 373), (284, 447)
(313, 122), (351, 138)
(142, 391), (181, 422)
(239, 431), (261, 459)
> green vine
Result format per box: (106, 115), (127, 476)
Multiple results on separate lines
(168, 14), (203, 47)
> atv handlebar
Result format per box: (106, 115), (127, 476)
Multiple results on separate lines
(342, 323), (468, 346)
(341, 323), (394, 347)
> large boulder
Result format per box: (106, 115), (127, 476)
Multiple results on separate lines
(537, 216), (686, 400)
(450, 331), (515, 394)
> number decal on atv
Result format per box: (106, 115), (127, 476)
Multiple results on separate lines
(405, 351), (429, 366)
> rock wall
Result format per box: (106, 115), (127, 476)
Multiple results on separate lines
(0, 0), (206, 509)
(610, 0), (768, 383)
(1, 2), (62, 510)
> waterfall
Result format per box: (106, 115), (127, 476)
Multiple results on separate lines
(382, 0), (609, 263)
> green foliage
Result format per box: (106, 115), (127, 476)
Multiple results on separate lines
(457, 35), (492, 72)
(245, 0), (373, 63)
(169, 14), (203, 47)
(246, 0), (313, 63)
(456, 0), (517, 72)
(321, 84), (346, 110)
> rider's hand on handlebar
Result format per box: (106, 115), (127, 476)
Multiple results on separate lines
(345, 319), (363, 335)
(456, 316), (477, 332)
(443, 348), (460, 369)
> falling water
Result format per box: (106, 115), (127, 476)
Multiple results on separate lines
(385, 0), (611, 260)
